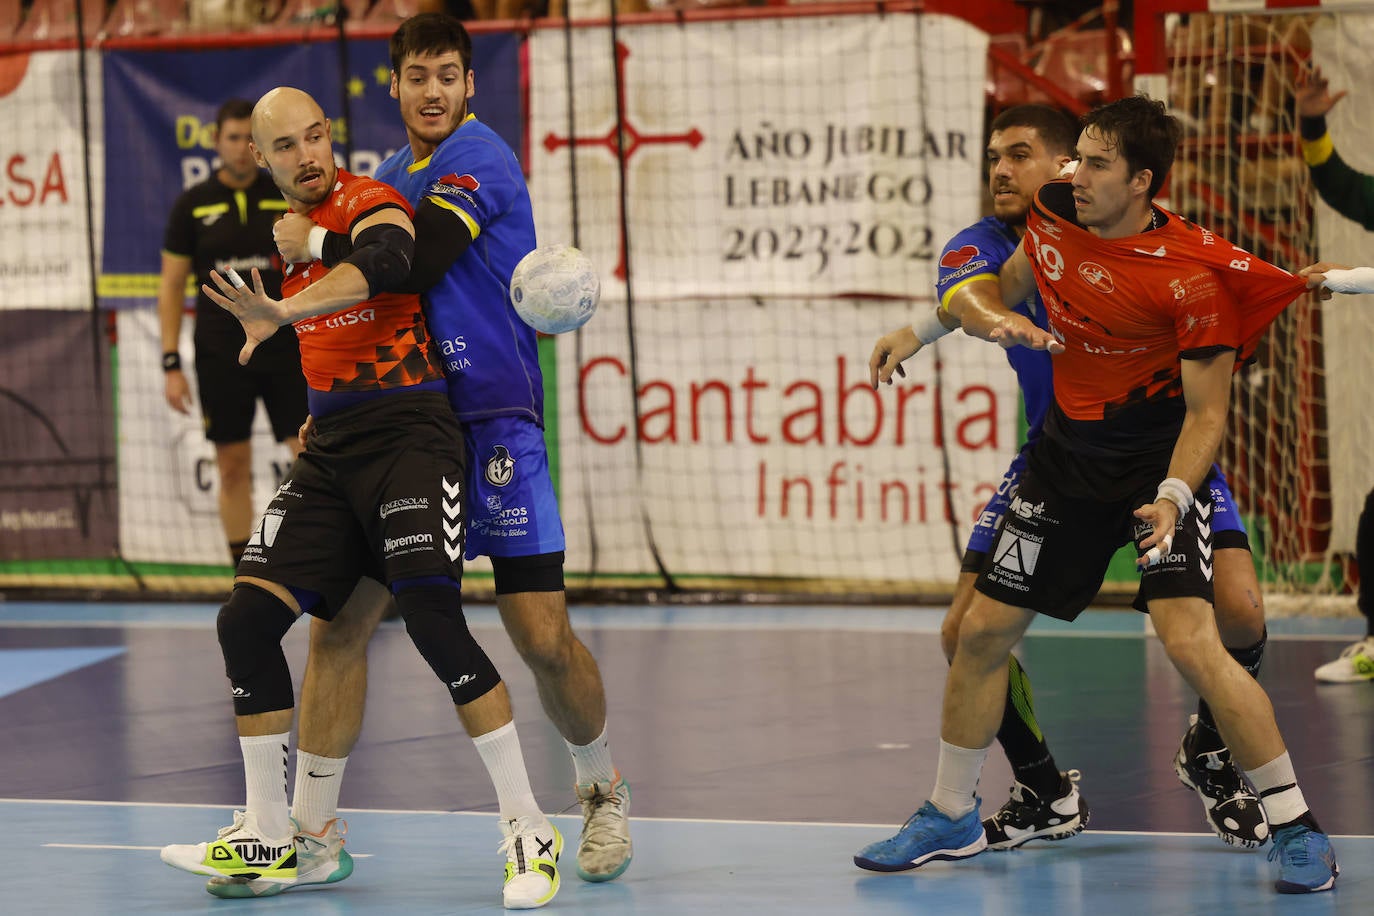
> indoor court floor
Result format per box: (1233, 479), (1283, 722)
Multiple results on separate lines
(2, 599), (1370, 914)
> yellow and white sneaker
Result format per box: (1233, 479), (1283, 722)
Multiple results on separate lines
(575, 773), (632, 882)
(206, 817), (353, 898)
(1315, 636), (1374, 683)
(500, 816), (562, 910)
(160, 810), (296, 884)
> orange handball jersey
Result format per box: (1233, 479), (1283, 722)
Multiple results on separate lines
(284, 170), (445, 395)
(1025, 181), (1307, 421)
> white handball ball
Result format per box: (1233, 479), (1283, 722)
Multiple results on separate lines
(509, 244), (600, 334)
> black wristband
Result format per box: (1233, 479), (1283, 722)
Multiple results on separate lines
(1299, 114), (1328, 142)
(162, 352), (182, 372)
(321, 230), (352, 267)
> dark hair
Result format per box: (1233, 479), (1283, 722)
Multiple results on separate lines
(989, 104), (1080, 159)
(389, 12), (473, 75)
(215, 99), (254, 131)
(1081, 95), (1183, 198)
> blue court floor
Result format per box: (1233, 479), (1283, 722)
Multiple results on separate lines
(1, 600), (1370, 914)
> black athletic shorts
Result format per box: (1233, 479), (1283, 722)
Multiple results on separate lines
(195, 343), (308, 444)
(973, 454), (1218, 621)
(236, 391), (467, 617)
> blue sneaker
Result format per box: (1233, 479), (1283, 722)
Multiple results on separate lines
(1268, 824), (1338, 894)
(854, 801), (987, 872)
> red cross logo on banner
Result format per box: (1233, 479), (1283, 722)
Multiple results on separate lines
(542, 42), (704, 279)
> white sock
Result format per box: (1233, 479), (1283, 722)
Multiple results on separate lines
(1247, 751), (1310, 827)
(929, 739), (990, 820)
(292, 750), (348, 835)
(566, 724), (616, 786)
(472, 721), (543, 821)
(240, 733), (292, 839)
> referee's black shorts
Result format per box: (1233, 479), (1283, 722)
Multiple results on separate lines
(195, 344), (307, 444)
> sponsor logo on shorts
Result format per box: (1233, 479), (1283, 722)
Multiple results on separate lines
(384, 532), (433, 552)
(1009, 495), (1048, 521)
(380, 496), (429, 519)
(993, 529), (1042, 576)
(241, 510), (285, 565)
(485, 445), (515, 487)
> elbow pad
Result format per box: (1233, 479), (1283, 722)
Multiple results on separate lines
(342, 222), (415, 296)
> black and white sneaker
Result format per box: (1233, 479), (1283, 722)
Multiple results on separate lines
(982, 769), (1090, 850)
(1174, 714), (1269, 849)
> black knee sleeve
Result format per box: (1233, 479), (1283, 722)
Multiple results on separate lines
(1227, 626), (1267, 679)
(217, 583), (298, 716)
(491, 551), (565, 595)
(395, 583), (502, 705)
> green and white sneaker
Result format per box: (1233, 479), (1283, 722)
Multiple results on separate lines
(206, 817), (353, 898)
(575, 773), (632, 882)
(160, 810), (296, 884)
(501, 816), (562, 910)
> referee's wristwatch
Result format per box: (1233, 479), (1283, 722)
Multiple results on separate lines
(162, 351), (182, 372)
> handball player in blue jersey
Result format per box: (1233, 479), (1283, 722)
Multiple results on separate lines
(862, 104), (1271, 856)
(272, 12), (632, 887)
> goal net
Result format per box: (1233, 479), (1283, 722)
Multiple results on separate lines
(1148, 2), (1374, 601)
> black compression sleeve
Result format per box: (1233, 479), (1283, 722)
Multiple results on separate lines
(398, 199), (474, 294)
(321, 230), (351, 267)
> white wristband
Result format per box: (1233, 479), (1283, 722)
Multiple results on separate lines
(1321, 266), (1374, 294)
(913, 307), (955, 345)
(1155, 477), (1195, 516)
(308, 224), (328, 262)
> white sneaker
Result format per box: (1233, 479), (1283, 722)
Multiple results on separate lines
(160, 810), (296, 883)
(206, 817), (353, 898)
(575, 772), (632, 881)
(1315, 637), (1374, 683)
(500, 816), (562, 910)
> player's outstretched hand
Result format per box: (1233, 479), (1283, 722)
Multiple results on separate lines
(869, 325), (921, 388)
(987, 314), (1065, 354)
(204, 267), (288, 366)
(274, 212), (316, 264)
(1295, 65), (1347, 119)
(1133, 499), (1180, 570)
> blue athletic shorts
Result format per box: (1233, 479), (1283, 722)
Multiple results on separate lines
(463, 415), (566, 560)
(961, 451), (1249, 572)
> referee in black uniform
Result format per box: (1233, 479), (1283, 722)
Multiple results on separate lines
(158, 98), (308, 565)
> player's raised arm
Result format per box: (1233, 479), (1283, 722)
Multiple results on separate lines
(943, 245), (1061, 352)
(868, 309), (960, 388)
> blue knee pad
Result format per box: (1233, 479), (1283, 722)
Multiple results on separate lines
(217, 583), (298, 716)
(394, 582), (502, 705)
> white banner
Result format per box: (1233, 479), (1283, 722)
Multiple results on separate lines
(527, 13), (987, 300)
(116, 309), (293, 565)
(556, 297), (1019, 583)
(0, 51), (102, 310)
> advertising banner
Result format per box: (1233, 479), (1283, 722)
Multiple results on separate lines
(526, 13), (988, 300)
(0, 50), (102, 311)
(0, 310), (117, 560)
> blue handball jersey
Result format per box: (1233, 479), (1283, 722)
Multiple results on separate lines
(934, 216), (1053, 436)
(375, 115), (542, 424)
